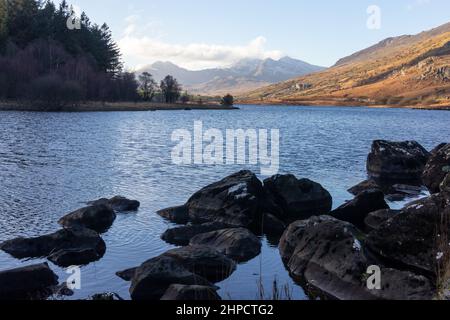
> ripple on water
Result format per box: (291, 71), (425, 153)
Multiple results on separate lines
(0, 106), (449, 299)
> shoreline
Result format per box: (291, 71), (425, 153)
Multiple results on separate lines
(0, 101), (239, 112)
(237, 99), (450, 111)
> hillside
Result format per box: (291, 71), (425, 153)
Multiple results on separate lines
(240, 22), (450, 108)
(138, 57), (324, 95)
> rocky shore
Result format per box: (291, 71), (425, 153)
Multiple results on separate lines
(1, 140), (449, 300)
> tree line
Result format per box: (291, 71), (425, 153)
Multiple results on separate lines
(0, 0), (234, 109)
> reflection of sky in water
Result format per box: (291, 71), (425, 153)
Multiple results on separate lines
(0, 105), (448, 300)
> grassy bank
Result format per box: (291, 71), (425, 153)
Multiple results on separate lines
(0, 101), (239, 112)
(237, 99), (450, 110)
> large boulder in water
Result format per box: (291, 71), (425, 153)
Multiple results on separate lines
(58, 204), (116, 233)
(163, 245), (236, 282)
(157, 205), (190, 224)
(263, 174), (332, 222)
(128, 255), (213, 300)
(364, 209), (401, 232)
(0, 263), (59, 300)
(0, 227), (106, 267)
(367, 140), (430, 182)
(366, 193), (450, 280)
(422, 143), (450, 193)
(330, 189), (390, 230)
(88, 196), (140, 212)
(161, 284), (221, 301)
(161, 222), (229, 246)
(190, 228), (261, 262)
(279, 216), (434, 300)
(185, 170), (265, 227)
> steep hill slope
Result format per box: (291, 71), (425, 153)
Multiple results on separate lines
(240, 23), (450, 108)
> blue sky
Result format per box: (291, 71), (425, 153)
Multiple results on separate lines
(63, 0), (450, 70)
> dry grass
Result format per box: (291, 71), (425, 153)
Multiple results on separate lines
(239, 24), (450, 108)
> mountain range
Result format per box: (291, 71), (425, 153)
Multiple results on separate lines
(240, 22), (450, 108)
(137, 57), (324, 95)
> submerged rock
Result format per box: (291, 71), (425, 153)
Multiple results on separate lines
(58, 204), (116, 233)
(0, 227), (106, 266)
(161, 284), (221, 301)
(190, 228), (261, 262)
(185, 170), (265, 227)
(157, 205), (190, 224)
(348, 179), (381, 196)
(422, 143), (450, 193)
(128, 255), (213, 300)
(263, 174), (332, 222)
(161, 222), (229, 246)
(164, 245), (236, 282)
(0, 263), (58, 300)
(88, 196), (140, 212)
(330, 189), (390, 230)
(367, 140), (430, 182)
(364, 209), (401, 232)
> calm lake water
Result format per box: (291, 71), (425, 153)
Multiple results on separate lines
(0, 105), (449, 300)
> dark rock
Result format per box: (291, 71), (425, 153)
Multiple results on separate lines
(279, 216), (434, 300)
(190, 228), (261, 262)
(0, 227), (106, 266)
(369, 268), (433, 300)
(441, 173), (450, 193)
(58, 204), (116, 233)
(48, 246), (105, 267)
(364, 209), (401, 231)
(161, 222), (229, 246)
(89, 196), (140, 212)
(0, 263), (58, 300)
(157, 205), (190, 224)
(422, 143), (450, 193)
(366, 193), (450, 279)
(129, 255), (213, 300)
(430, 143), (448, 157)
(263, 174), (332, 222)
(367, 140), (430, 182)
(116, 267), (137, 281)
(185, 170), (265, 227)
(385, 194), (408, 202)
(330, 189), (390, 229)
(391, 184), (424, 196)
(161, 284), (221, 301)
(279, 216), (335, 263)
(348, 179), (381, 196)
(280, 216), (373, 300)
(262, 213), (287, 235)
(164, 245), (236, 282)
(91, 292), (123, 300)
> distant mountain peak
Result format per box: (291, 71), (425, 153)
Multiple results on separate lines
(138, 56), (325, 95)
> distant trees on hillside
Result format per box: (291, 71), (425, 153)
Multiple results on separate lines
(0, 0), (138, 107)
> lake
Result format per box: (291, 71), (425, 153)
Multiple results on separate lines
(0, 105), (449, 300)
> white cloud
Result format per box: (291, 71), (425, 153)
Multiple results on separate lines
(118, 15), (284, 70)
